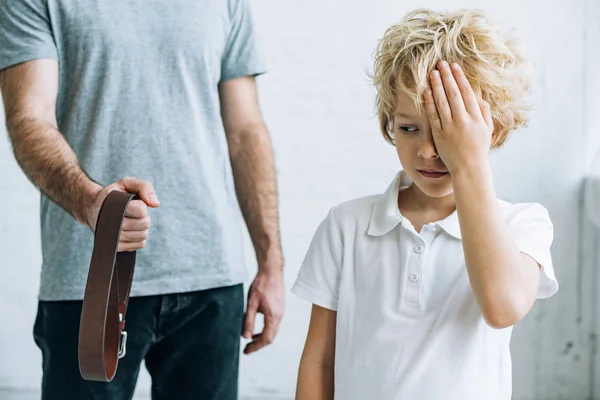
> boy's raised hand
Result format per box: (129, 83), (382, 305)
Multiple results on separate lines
(424, 61), (494, 174)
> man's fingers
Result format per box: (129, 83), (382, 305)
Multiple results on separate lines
(243, 333), (270, 355)
(119, 213), (151, 252)
(121, 216), (151, 231)
(119, 229), (148, 242)
(261, 315), (278, 345)
(117, 240), (147, 252)
(93, 179), (156, 253)
(243, 314), (280, 355)
(243, 300), (258, 339)
(125, 199), (149, 219)
(244, 337), (265, 355)
(119, 177), (160, 207)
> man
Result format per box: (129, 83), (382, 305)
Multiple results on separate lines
(0, 0), (284, 399)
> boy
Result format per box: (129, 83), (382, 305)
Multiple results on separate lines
(292, 8), (558, 400)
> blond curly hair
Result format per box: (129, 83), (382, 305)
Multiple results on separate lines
(372, 8), (533, 148)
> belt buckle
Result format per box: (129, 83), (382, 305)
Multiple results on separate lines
(118, 331), (127, 359)
(118, 313), (127, 359)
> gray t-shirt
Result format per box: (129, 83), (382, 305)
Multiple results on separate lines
(0, 0), (266, 300)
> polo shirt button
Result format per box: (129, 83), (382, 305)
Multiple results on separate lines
(410, 272), (420, 282)
(414, 245), (424, 254)
(423, 225), (439, 233)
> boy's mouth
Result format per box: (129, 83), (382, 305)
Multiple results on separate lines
(418, 169), (449, 179)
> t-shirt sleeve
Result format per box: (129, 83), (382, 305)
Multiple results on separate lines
(0, 0), (58, 71)
(291, 208), (344, 311)
(220, 0), (266, 82)
(509, 203), (558, 299)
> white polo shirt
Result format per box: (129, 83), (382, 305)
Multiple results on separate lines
(292, 170), (558, 400)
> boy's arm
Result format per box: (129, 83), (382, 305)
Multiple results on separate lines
(296, 304), (337, 400)
(451, 166), (540, 329)
(425, 61), (540, 329)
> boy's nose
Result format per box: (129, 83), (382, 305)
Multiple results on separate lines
(418, 134), (439, 159)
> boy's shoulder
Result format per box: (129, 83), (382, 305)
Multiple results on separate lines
(324, 193), (552, 234)
(497, 198), (550, 213)
(328, 194), (380, 226)
(497, 199), (552, 225)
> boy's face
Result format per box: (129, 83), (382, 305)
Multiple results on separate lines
(392, 91), (454, 198)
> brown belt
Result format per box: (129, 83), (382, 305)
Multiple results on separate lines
(78, 190), (138, 382)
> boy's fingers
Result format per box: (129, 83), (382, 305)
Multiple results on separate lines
(450, 63), (480, 116)
(424, 90), (443, 133)
(480, 99), (494, 134)
(429, 70), (452, 125)
(438, 61), (467, 120)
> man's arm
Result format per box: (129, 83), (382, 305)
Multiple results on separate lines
(219, 75), (282, 271)
(0, 59), (100, 226)
(219, 75), (284, 354)
(0, 60), (158, 251)
(296, 304), (336, 400)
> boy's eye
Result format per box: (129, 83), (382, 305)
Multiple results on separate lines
(398, 126), (418, 133)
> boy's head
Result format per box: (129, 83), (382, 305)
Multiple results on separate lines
(372, 9), (533, 198)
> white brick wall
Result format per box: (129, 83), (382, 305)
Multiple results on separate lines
(1, 0), (598, 399)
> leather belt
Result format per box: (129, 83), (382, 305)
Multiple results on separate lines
(78, 190), (138, 382)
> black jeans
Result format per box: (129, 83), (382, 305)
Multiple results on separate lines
(33, 284), (244, 400)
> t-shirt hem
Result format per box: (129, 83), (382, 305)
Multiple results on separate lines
(220, 64), (267, 82)
(37, 271), (249, 301)
(518, 248), (558, 299)
(291, 279), (338, 311)
(536, 275), (559, 299)
(0, 50), (59, 72)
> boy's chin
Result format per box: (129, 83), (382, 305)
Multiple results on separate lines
(414, 179), (454, 198)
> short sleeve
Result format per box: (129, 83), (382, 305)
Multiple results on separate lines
(220, 0), (266, 82)
(508, 203), (558, 299)
(291, 208), (343, 311)
(0, 0), (58, 71)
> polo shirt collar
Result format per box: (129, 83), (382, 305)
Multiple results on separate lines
(366, 170), (461, 239)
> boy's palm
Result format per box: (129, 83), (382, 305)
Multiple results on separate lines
(424, 61), (494, 174)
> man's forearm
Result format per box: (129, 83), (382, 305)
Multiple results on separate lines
(452, 163), (538, 327)
(6, 116), (101, 225)
(227, 123), (282, 272)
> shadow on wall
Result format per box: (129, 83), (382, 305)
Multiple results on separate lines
(585, 149), (600, 230)
(581, 147), (600, 396)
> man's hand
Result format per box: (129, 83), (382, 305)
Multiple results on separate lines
(242, 268), (285, 354)
(81, 177), (160, 252)
(425, 61), (494, 174)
